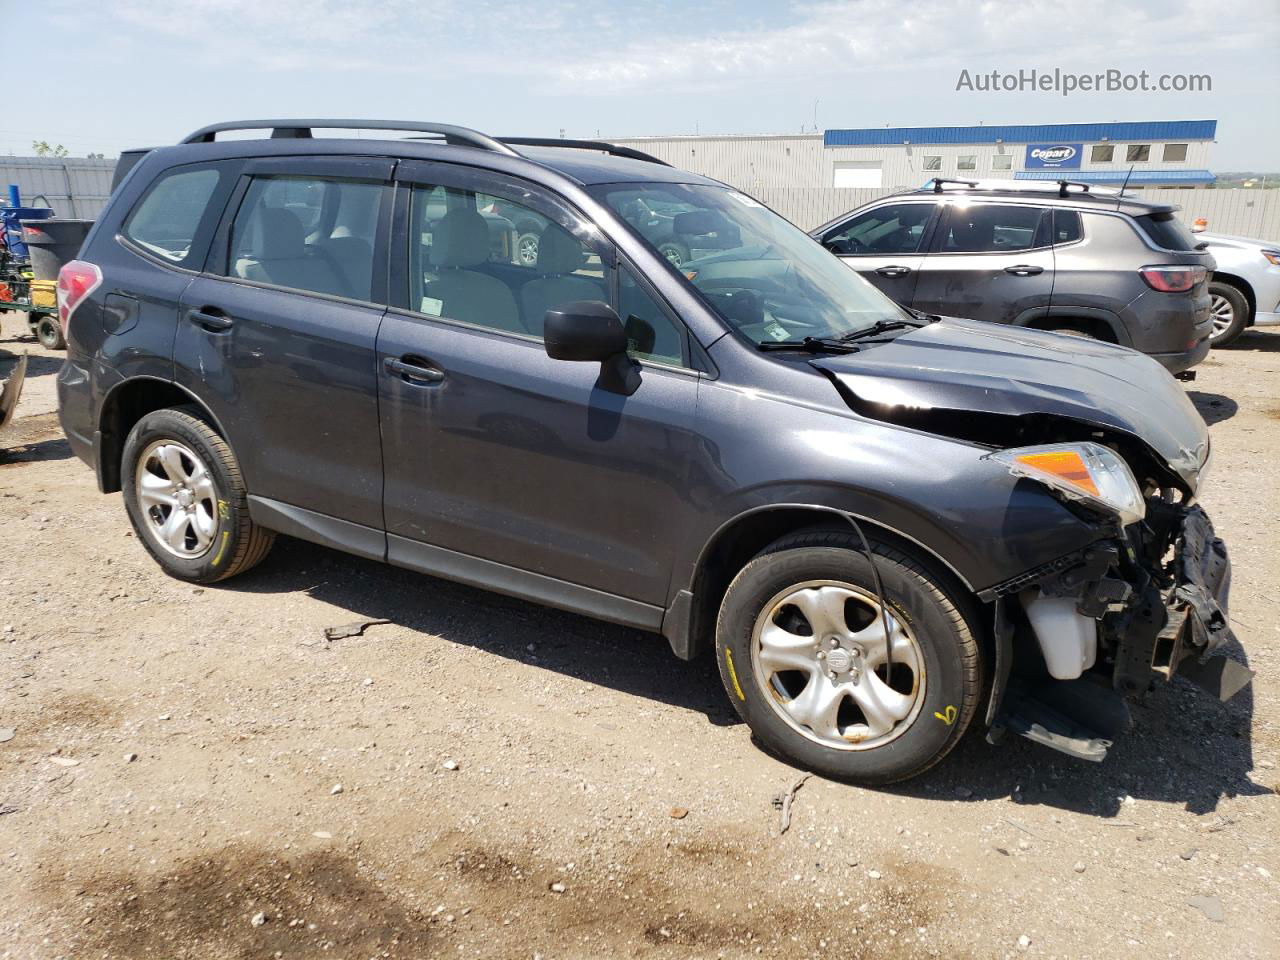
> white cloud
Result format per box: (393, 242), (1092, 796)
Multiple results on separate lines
(545, 0), (1280, 94)
(52, 0), (1280, 90)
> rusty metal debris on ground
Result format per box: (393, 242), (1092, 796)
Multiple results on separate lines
(772, 773), (811, 835)
(323, 618), (391, 641)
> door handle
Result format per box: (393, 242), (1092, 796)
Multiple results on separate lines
(384, 356), (445, 384)
(188, 308), (234, 331)
(875, 265), (912, 278)
(1004, 264), (1044, 276)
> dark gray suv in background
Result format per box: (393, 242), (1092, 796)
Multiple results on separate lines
(810, 179), (1215, 374)
(55, 120), (1246, 784)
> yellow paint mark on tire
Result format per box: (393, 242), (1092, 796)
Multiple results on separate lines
(934, 705), (957, 726)
(211, 531), (230, 567)
(725, 648), (747, 702)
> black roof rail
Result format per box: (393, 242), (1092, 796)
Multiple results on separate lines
(498, 137), (671, 167)
(179, 119), (521, 156)
(1056, 179), (1093, 198)
(929, 177), (980, 193)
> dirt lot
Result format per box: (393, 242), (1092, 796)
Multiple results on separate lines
(2, 311), (1277, 960)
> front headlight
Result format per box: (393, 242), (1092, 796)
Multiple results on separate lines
(985, 442), (1146, 526)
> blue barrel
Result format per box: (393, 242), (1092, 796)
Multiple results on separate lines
(2, 207), (54, 257)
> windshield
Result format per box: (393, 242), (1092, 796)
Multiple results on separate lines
(590, 183), (909, 345)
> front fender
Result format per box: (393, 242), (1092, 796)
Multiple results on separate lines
(671, 475), (1100, 604)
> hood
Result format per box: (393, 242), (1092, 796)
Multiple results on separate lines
(810, 318), (1208, 487)
(1199, 232), (1279, 250)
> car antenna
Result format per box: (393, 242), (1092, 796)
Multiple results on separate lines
(1116, 165), (1135, 209)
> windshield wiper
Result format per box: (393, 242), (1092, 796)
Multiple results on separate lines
(757, 336), (863, 354)
(836, 317), (925, 342)
(904, 306), (941, 323)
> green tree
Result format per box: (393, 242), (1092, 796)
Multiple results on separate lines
(31, 140), (69, 158)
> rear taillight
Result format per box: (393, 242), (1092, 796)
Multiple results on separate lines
(1262, 249), (1280, 267)
(55, 259), (103, 336)
(1139, 264), (1207, 293)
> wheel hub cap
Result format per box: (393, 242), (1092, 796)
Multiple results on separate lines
(825, 647), (853, 674)
(1210, 294), (1233, 338)
(134, 440), (219, 559)
(750, 580), (927, 751)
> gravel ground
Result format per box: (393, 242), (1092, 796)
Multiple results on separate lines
(2, 311), (1277, 960)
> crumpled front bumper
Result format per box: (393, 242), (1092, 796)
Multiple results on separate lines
(1164, 506), (1253, 700)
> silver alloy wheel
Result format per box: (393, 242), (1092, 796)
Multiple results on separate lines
(516, 232), (540, 267)
(1209, 293), (1235, 339)
(661, 245), (684, 267)
(750, 580), (926, 750)
(135, 440), (219, 558)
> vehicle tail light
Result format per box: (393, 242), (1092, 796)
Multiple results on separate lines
(1139, 264), (1206, 293)
(55, 259), (103, 336)
(1262, 249), (1280, 267)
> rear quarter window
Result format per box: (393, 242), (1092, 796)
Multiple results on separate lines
(1133, 212), (1197, 251)
(121, 165), (223, 267)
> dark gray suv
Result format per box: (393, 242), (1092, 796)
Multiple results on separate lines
(810, 179), (1216, 374)
(55, 121), (1246, 784)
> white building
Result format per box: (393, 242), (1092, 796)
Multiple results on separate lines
(613, 119), (1218, 192)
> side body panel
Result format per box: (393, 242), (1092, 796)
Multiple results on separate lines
(911, 201), (1056, 324)
(669, 338), (1107, 603)
(1055, 212), (1209, 355)
(174, 276), (388, 527)
(818, 200), (940, 305)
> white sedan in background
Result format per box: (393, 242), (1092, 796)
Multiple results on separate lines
(1194, 233), (1280, 347)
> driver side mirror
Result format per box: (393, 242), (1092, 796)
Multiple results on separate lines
(544, 300), (641, 395)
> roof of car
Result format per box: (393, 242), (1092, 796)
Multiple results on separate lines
(897, 180), (1175, 214)
(157, 120), (719, 189)
(514, 145), (716, 186)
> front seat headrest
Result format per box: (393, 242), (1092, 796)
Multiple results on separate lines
(431, 209), (491, 268)
(536, 224), (587, 274)
(253, 208), (306, 260)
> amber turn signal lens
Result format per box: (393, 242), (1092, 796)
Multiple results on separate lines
(1014, 451), (1100, 497)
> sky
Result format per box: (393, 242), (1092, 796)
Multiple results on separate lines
(6, 0), (1280, 168)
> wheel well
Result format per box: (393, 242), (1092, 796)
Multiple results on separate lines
(684, 507), (978, 660)
(97, 379), (219, 492)
(1210, 272), (1256, 323)
(1024, 315), (1118, 343)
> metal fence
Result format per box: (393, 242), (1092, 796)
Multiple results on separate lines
(749, 185), (1280, 241)
(1, 157), (115, 219)
(2, 154), (1278, 242)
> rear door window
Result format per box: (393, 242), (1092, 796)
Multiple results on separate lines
(938, 203), (1048, 253)
(1133, 212), (1198, 251)
(228, 176), (384, 301)
(1052, 210), (1083, 245)
(122, 165), (224, 267)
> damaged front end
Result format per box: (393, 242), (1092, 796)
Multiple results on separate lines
(979, 490), (1250, 763)
(807, 318), (1250, 763)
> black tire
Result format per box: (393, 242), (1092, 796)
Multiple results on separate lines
(36, 316), (65, 350)
(715, 530), (982, 784)
(657, 240), (690, 268)
(1042, 321), (1098, 340)
(515, 230), (541, 268)
(1207, 281), (1248, 348)
(121, 406), (274, 583)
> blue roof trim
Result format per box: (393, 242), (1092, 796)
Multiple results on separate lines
(824, 120), (1216, 147)
(1014, 169), (1216, 184)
